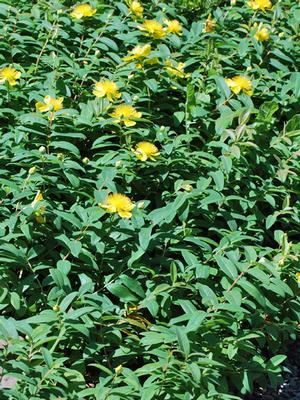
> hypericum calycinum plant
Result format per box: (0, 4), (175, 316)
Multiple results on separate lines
(0, 0), (299, 399)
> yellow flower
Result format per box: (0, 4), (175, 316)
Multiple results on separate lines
(164, 19), (182, 35)
(248, 0), (272, 11)
(165, 60), (190, 79)
(0, 66), (21, 86)
(99, 193), (135, 219)
(128, 0), (143, 18)
(254, 26), (270, 41)
(70, 3), (96, 19)
(93, 80), (121, 102)
(109, 104), (142, 127)
(296, 272), (300, 284)
(123, 44), (152, 62)
(131, 141), (160, 161)
(225, 76), (253, 96)
(138, 20), (166, 39)
(203, 14), (216, 33)
(31, 191), (46, 223)
(36, 96), (64, 112)
(31, 190), (43, 207)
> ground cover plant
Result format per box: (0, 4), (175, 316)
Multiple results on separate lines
(0, 0), (300, 398)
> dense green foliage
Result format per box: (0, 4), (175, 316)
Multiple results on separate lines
(174, 0), (223, 12)
(0, 0), (299, 399)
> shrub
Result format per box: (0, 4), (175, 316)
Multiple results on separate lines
(0, 0), (299, 399)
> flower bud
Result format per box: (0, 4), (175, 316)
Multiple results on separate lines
(39, 146), (46, 154)
(115, 365), (123, 375)
(133, 95), (139, 102)
(82, 157), (90, 165)
(231, 0), (237, 5)
(115, 160), (122, 167)
(57, 153), (64, 161)
(278, 32), (285, 38)
(278, 258), (285, 266)
(137, 201), (145, 209)
(53, 304), (60, 312)
(181, 183), (193, 192)
(28, 166), (37, 175)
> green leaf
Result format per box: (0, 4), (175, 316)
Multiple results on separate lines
(215, 255), (238, 280)
(170, 261), (177, 284)
(214, 76), (231, 98)
(268, 355), (287, 367)
(10, 292), (21, 310)
(176, 327), (190, 356)
(210, 170), (224, 191)
(173, 111), (185, 126)
(198, 284), (218, 306)
(145, 79), (158, 92)
(106, 283), (138, 302)
(139, 226), (152, 251)
(50, 141), (80, 155)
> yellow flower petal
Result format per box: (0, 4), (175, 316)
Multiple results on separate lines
(118, 210), (132, 218)
(124, 119), (136, 127)
(31, 190), (43, 207)
(36, 102), (50, 112)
